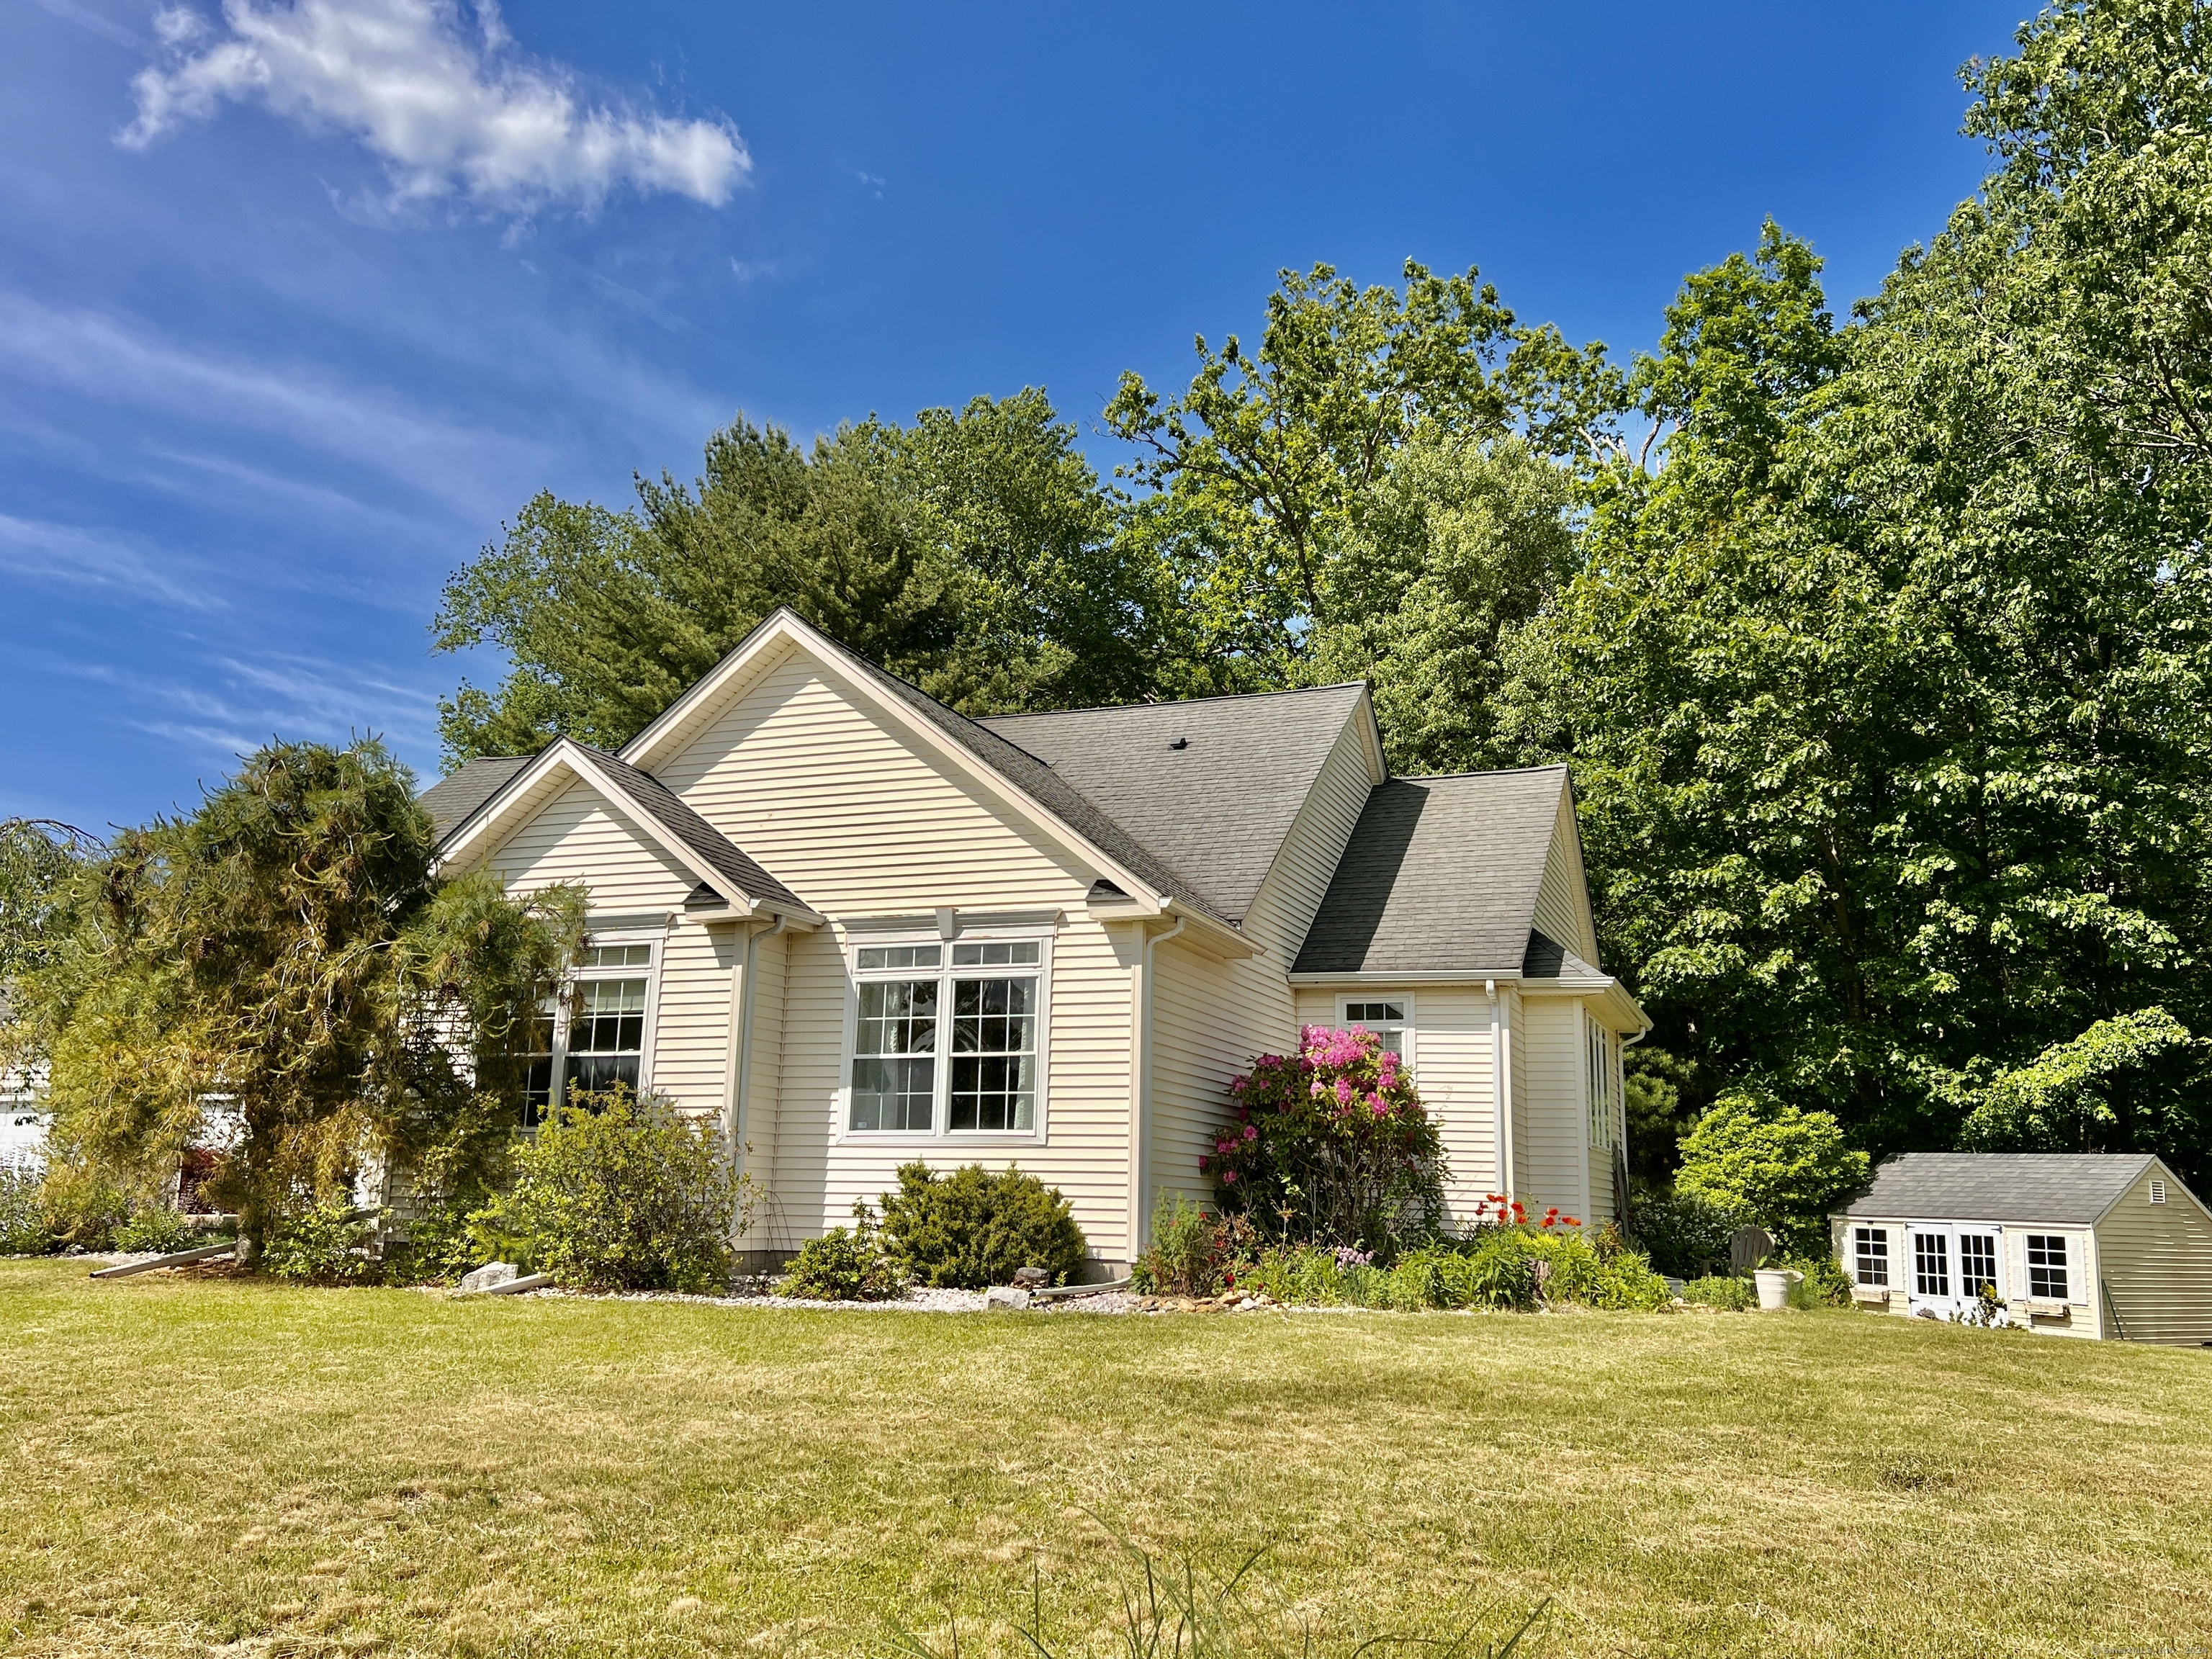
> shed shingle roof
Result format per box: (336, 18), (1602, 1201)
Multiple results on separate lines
(1292, 767), (1569, 976)
(1836, 1152), (2162, 1225)
(979, 685), (1370, 924)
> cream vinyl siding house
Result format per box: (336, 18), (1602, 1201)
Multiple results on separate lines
(422, 609), (1648, 1272)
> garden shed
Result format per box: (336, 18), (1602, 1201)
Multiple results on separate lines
(1832, 1153), (2212, 1344)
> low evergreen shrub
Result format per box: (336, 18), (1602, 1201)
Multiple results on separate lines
(0, 1167), (50, 1254)
(479, 1092), (750, 1293)
(879, 1162), (1086, 1288)
(776, 1202), (909, 1301)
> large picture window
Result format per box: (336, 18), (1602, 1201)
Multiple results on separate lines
(517, 941), (657, 1125)
(848, 938), (1045, 1137)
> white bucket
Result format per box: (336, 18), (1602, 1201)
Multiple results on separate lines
(1754, 1267), (1803, 1310)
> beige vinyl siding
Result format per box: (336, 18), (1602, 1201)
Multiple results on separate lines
(490, 778), (697, 913)
(2096, 1166), (2212, 1345)
(1243, 709), (1378, 960)
(646, 643), (1137, 1254)
(734, 922), (789, 1202)
(1532, 794), (1597, 963)
(1518, 995), (1585, 1220)
(1508, 989), (1530, 1197)
(1295, 985), (1501, 1227)
(1150, 939), (1295, 1227)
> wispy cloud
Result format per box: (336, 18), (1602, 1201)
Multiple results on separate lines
(0, 512), (215, 610)
(117, 0), (752, 215)
(0, 289), (545, 516)
(22, 0), (150, 50)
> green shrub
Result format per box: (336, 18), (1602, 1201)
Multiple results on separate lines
(1206, 1026), (1446, 1251)
(1627, 1183), (1735, 1277)
(1680, 1274), (1755, 1310)
(263, 1197), (381, 1283)
(777, 1202), (909, 1301)
(1781, 1253), (1852, 1308)
(1130, 1194), (1257, 1296)
(879, 1162), (1086, 1289)
(1245, 1227), (1668, 1313)
(385, 1197), (492, 1286)
(35, 1162), (133, 1251)
(0, 1167), (50, 1254)
(480, 1092), (750, 1293)
(1675, 1094), (1871, 1255)
(112, 1204), (200, 1254)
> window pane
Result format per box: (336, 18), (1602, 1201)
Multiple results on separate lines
(1344, 1002), (1405, 1024)
(1959, 1234), (1998, 1296)
(568, 1053), (641, 1097)
(577, 943), (652, 969)
(518, 1004), (557, 1127)
(851, 979), (938, 1132)
(571, 978), (648, 1053)
(949, 976), (1036, 1131)
(850, 1057), (935, 1131)
(952, 940), (1040, 967)
(1913, 1232), (1949, 1296)
(856, 944), (941, 971)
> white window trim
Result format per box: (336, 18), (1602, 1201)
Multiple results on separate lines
(836, 926), (1054, 1146)
(533, 927), (666, 1116)
(1853, 1225), (1891, 1288)
(1336, 993), (1415, 1071)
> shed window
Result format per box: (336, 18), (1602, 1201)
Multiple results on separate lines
(1958, 1233), (1999, 1298)
(1912, 1232), (1949, 1297)
(1853, 1226), (1889, 1287)
(848, 938), (1044, 1136)
(2026, 1234), (2070, 1300)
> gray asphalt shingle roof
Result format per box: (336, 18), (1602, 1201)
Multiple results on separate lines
(1291, 766), (1569, 976)
(420, 756), (530, 840)
(1836, 1152), (2162, 1225)
(582, 748), (811, 913)
(979, 684), (1371, 924)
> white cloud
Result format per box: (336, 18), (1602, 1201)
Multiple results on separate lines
(0, 513), (214, 611)
(117, 0), (750, 214)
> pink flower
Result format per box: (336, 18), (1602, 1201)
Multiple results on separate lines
(1221, 1169), (1237, 1184)
(1334, 1079), (1354, 1105)
(1242, 1124), (1258, 1141)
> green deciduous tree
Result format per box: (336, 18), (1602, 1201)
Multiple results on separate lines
(1674, 1095), (1871, 1255)
(436, 390), (1168, 762)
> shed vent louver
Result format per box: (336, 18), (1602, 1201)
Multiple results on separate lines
(2150, 1178), (2167, 1205)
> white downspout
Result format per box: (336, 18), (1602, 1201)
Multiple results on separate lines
(1488, 978), (1515, 1206)
(1133, 914), (1187, 1262)
(732, 914), (786, 1181)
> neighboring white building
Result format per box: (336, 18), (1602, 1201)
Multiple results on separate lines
(1833, 1152), (2212, 1344)
(417, 608), (1649, 1272)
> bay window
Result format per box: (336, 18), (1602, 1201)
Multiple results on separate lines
(847, 938), (1045, 1138)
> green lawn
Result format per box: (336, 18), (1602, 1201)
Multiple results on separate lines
(3, 1259), (2208, 1658)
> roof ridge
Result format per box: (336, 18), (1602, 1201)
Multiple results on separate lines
(1390, 763), (1571, 783)
(977, 682), (1368, 721)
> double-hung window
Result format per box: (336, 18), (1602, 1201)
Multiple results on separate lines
(516, 941), (657, 1125)
(1853, 1226), (1889, 1287)
(848, 939), (1044, 1138)
(2026, 1234), (2070, 1300)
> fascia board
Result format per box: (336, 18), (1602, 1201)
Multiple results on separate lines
(619, 609), (1179, 916)
(793, 637), (1178, 912)
(619, 625), (794, 772)
(1287, 971), (1529, 986)
(436, 741), (757, 917)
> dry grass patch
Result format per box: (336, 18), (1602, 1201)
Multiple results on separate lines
(2, 1259), (2208, 1657)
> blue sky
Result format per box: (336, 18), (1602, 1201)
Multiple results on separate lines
(4, 0), (2029, 831)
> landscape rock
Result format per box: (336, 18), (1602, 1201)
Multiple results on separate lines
(1012, 1266), (1051, 1288)
(984, 1286), (1032, 1310)
(457, 1262), (520, 1295)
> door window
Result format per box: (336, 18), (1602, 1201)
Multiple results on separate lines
(1958, 1233), (1999, 1298)
(1913, 1231), (1950, 1297)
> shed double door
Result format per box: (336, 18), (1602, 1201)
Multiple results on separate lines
(1905, 1223), (2005, 1321)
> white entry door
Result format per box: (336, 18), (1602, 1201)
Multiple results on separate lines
(1906, 1226), (2006, 1321)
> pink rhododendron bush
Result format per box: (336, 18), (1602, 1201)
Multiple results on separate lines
(1200, 1025), (1447, 1251)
